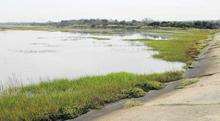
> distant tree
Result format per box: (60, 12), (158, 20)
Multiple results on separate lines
(43, 18), (220, 29)
(149, 22), (160, 27)
(119, 21), (127, 27)
(101, 19), (108, 28)
(90, 24), (96, 28)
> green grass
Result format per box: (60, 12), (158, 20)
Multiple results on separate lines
(0, 72), (182, 121)
(123, 99), (144, 109)
(145, 29), (215, 65)
(176, 79), (199, 89)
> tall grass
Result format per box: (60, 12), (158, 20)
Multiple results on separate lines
(0, 72), (182, 121)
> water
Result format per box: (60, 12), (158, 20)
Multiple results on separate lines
(0, 30), (185, 88)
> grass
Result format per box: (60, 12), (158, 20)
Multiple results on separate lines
(0, 72), (182, 121)
(143, 29), (215, 64)
(123, 99), (144, 109)
(176, 79), (199, 89)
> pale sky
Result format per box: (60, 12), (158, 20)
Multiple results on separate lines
(0, 0), (219, 22)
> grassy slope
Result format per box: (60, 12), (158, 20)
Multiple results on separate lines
(0, 72), (182, 121)
(145, 29), (215, 65)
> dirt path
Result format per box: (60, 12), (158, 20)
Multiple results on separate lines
(93, 33), (220, 121)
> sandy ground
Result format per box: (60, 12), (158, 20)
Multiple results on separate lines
(93, 33), (220, 121)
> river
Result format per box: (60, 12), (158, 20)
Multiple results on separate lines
(0, 30), (185, 89)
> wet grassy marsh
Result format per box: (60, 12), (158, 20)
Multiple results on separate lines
(0, 27), (216, 121)
(0, 72), (182, 121)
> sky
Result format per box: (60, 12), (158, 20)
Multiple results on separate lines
(0, 0), (219, 22)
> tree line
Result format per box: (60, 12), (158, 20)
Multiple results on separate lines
(148, 21), (220, 29)
(2, 19), (219, 29)
(54, 19), (220, 29)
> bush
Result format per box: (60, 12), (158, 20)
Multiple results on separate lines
(123, 88), (146, 98)
(135, 82), (159, 92)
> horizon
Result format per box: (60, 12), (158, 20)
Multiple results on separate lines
(0, 18), (220, 24)
(0, 0), (220, 23)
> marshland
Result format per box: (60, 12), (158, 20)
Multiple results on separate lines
(1, 0), (220, 120)
(0, 20), (218, 120)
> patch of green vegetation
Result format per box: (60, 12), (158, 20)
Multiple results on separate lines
(89, 37), (110, 40)
(0, 71), (182, 121)
(145, 29), (215, 65)
(176, 79), (199, 89)
(124, 39), (147, 41)
(123, 99), (144, 108)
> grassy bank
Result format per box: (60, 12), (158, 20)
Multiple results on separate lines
(0, 27), (216, 121)
(0, 72), (182, 121)
(145, 29), (215, 65)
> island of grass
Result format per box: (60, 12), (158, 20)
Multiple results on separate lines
(0, 28), (217, 121)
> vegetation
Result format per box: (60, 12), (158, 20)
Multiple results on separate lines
(1, 19), (219, 30)
(176, 79), (199, 89)
(0, 72), (182, 121)
(145, 29), (215, 65)
(148, 21), (220, 29)
(123, 99), (144, 108)
(89, 37), (110, 40)
(0, 20), (218, 121)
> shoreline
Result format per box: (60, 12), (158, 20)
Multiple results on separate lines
(185, 34), (216, 78)
(71, 33), (217, 121)
(72, 80), (182, 121)
(0, 28), (216, 121)
(91, 32), (220, 121)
